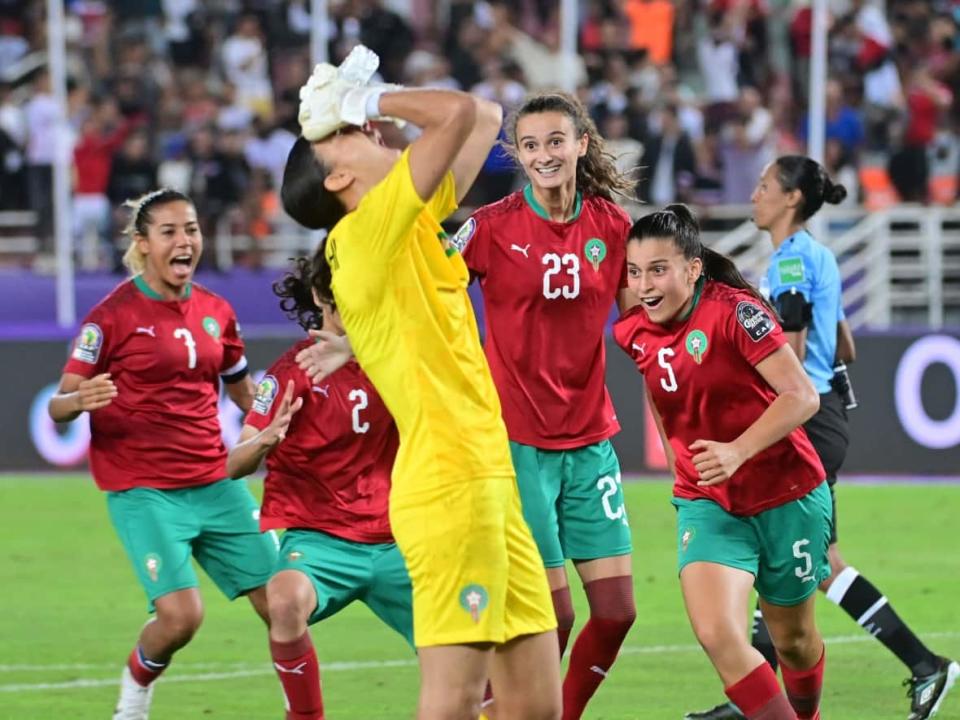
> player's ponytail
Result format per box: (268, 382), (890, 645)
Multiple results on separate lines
(773, 155), (848, 222)
(272, 241), (335, 331)
(121, 188), (194, 275)
(629, 204), (774, 314)
(503, 92), (635, 202)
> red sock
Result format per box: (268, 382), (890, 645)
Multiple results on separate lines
(270, 632), (324, 720)
(552, 586), (576, 658)
(561, 575), (635, 720)
(779, 647), (825, 720)
(725, 663), (798, 720)
(127, 646), (167, 687)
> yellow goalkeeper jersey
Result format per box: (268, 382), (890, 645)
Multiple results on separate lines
(325, 149), (514, 493)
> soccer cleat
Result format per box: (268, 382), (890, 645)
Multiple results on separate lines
(112, 666), (155, 720)
(684, 701), (745, 720)
(905, 657), (960, 719)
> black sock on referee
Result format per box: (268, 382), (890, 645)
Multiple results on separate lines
(827, 566), (939, 677)
(750, 600), (779, 672)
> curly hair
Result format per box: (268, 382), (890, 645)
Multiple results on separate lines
(503, 91), (636, 202)
(272, 242), (335, 331)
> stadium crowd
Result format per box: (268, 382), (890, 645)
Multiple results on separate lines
(0, 0), (959, 270)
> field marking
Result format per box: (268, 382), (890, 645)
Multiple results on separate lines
(2, 631), (958, 693)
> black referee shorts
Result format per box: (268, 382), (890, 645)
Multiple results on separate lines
(802, 391), (850, 544)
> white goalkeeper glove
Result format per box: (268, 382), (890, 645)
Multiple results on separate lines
(298, 44), (404, 141)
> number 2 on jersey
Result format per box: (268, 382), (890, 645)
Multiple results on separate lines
(173, 328), (197, 369)
(349, 388), (370, 434)
(542, 252), (580, 299)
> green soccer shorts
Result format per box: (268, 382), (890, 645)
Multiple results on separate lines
(673, 481), (833, 606)
(510, 439), (632, 568)
(276, 529), (414, 646)
(107, 479), (278, 611)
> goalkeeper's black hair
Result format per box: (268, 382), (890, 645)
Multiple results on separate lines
(629, 204), (775, 314)
(272, 242), (336, 332)
(281, 137), (347, 232)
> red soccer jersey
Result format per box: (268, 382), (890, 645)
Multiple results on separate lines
(612, 281), (825, 515)
(245, 341), (398, 544)
(62, 277), (248, 492)
(458, 187), (630, 449)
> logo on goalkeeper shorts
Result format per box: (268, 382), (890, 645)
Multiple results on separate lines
(459, 584), (489, 623)
(685, 329), (708, 364)
(144, 553), (162, 582)
(252, 375), (280, 415)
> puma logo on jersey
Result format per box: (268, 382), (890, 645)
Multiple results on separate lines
(311, 385), (330, 397)
(135, 326), (156, 337)
(273, 661), (307, 675)
(632, 342), (646, 356)
(510, 243), (531, 258)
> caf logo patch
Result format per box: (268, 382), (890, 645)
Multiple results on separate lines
(252, 375), (280, 415)
(685, 329), (708, 364)
(72, 323), (103, 364)
(450, 217), (476, 253)
(459, 583), (489, 624)
(736, 301), (775, 342)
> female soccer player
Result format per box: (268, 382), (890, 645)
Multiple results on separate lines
(613, 204), (830, 720)
(454, 91), (635, 718)
(47, 189), (277, 720)
(227, 249), (412, 720)
(689, 157), (959, 720)
(281, 48), (561, 720)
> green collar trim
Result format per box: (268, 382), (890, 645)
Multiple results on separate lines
(677, 276), (705, 322)
(523, 184), (582, 222)
(133, 274), (192, 301)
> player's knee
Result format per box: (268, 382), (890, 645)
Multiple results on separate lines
(690, 621), (741, 657)
(266, 584), (312, 631)
(419, 685), (486, 720)
(768, 624), (817, 666)
(157, 606), (203, 647)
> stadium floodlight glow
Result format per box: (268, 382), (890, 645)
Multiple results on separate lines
(894, 334), (960, 450)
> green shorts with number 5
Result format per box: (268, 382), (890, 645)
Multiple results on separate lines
(673, 481), (832, 606)
(510, 440), (632, 568)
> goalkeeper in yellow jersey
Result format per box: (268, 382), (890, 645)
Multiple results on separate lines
(279, 46), (561, 720)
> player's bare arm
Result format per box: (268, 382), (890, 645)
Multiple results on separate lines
(377, 89), (478, 202)
(227, 381), (303, 479)
(48, 372), (117, 423)
(836, 319), (856, 363)
(691, 344), (819, 486)
(446, 96), (503, 203)
(225, 374), (257, 414)
(296, 330), (353, 384)
(783, 327), (808, 362)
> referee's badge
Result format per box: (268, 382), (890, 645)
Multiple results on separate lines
(685, 329), (709, 364)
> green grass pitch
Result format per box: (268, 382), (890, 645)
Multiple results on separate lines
(1, 475), (958, 719)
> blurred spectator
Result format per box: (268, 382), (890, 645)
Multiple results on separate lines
(889, 64), (952, 202)
(799, 79), (865, 159)
(637, 104), (696, 205)
(221, 13), (273, 118)
(333, 0), (414, 84)
(602, 111), (643, 196)
(404, 50), (461, 90)
(719, 87), (774, 204)
(25, 69), (59, 250)
(107, 129), (157, 211)
(72, 97), (138, 267)
(698, 11), (742, 132)
(0, 16), (28, 70)
(852, 0), (905, 149)
(0, 81), (25, 210)
(244, 113), (296, 196)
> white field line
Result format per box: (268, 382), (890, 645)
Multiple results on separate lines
(1, 631), (958, 693)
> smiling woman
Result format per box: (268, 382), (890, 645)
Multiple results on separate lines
(43, 186), (277, 720)
(121, 189), (202, 299)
